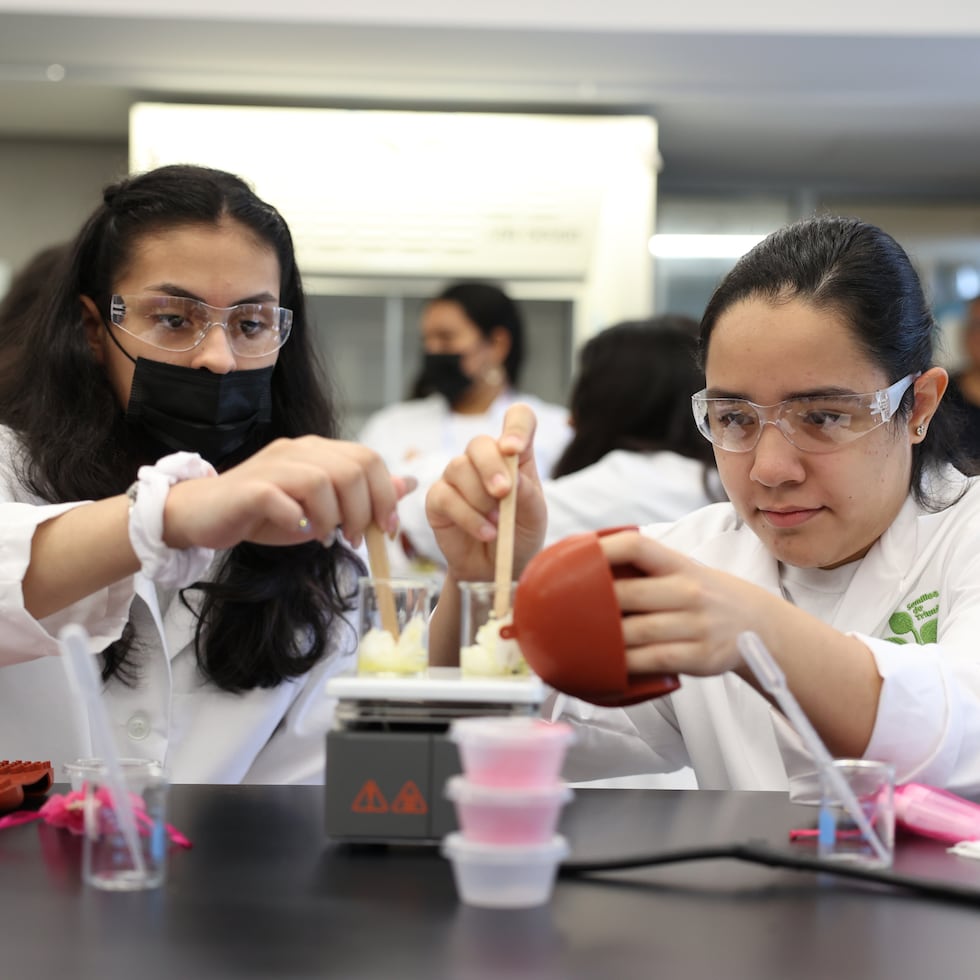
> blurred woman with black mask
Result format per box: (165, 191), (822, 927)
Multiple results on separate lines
(357, 281), (570, 580)
(359, 280), (571, 493)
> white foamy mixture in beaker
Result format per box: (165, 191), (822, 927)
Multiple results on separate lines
(358, 615), (428, 675)
(461, 613), (529, 677)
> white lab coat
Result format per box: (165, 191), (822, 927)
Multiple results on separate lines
(0, 426), (357, 783)
(394, 447), (723, 582)
(360, 389), (572, 579)
(542, 449), (723, 547)
(557, 468), (980, 798)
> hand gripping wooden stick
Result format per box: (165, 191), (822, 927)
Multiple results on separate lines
(365, 523), (399, 641)
(493, 454), (519, 619)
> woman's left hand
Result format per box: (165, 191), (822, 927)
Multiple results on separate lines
(599, 529), (779, 678)
(599, 529), (883, 759)
(163, 436), (415, 552)
(426, 402), (546, 584)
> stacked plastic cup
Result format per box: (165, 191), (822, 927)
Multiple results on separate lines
(442, 716), (575, 908)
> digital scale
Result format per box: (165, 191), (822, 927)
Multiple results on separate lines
(324, 667), (545, 844)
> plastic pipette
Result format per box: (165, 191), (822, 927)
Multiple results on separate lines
(737, 630), (890, 866)
(59, 623), (146, 876)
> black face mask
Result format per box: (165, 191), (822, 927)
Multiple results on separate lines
(125, 358), (274, 467)
(414, 353), (473, 407)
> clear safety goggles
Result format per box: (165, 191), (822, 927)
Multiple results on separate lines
(691, 374), (917, 454)
(109, 294), (292, 358)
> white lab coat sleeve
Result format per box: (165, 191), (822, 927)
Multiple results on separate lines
(357, 397), (445, 472)
(861, 504), (980, 794)
(859, 635), (963, 786)
(516, 396), (570, 467)
(395, 481), (443, 564)
(358, 400), (451, 565)
(543, 466), (628, 546)
(390, 452), (456, 570)
(0, 500), (135, 666)
(356, 406), (398, 466)
(543, 451), (717, 547)
(548, 690), (691, 781)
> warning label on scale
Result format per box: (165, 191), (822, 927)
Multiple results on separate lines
(350, 779), (428, 815)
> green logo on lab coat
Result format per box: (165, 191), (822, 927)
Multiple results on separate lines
(885, 590), (939, 644)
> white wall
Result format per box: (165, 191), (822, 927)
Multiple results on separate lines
(129, 104), (658, 342)
(0, 138), (126, 271)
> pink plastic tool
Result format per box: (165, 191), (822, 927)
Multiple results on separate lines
(894, 783), (980, 844)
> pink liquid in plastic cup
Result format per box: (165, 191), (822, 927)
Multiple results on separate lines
(446, 775), (573, 845)
(448, 717), (575, 787)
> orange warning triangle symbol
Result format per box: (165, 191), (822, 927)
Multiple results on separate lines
(391, 780), (428, 815)
(351, 778), (388, 813)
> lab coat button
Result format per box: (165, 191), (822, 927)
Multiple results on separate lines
(126, 712), (151, 741)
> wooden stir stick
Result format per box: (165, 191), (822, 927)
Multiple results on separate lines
(365, 523), (400, 640)
(493, 454), (520, 619)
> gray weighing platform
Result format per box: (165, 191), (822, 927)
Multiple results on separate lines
(324, 667), (545, 844)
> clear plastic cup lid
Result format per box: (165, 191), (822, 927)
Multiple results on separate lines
(445, 775), (574, 805)
(442, 832), (569, 864)
(448, 716), (574, 745)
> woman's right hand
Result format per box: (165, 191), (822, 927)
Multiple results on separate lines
(425, 403), (547, 584)
(162, 436), (413, 552)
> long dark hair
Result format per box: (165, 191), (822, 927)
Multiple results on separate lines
(0, 242), (71, 342)
(0, 164), (363, 691)
(551, 316), (717, 479)
(699, 215), (975, 507)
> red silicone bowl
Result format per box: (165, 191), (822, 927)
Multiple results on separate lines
(501, 527), (680, 707)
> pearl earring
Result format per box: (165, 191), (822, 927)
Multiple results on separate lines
(483, 366), (505, 387)
(916, 424), (926, 437)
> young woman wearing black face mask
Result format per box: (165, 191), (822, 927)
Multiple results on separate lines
(0, 164), (412, 782)
(109, 304), (277, 468)
(358, 281), (571, 542)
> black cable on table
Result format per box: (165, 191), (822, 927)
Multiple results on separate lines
(560, 841), (980, 908)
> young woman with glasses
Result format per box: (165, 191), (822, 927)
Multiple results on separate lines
(0, 164), (411, 781)
(425, 215), (980, 796)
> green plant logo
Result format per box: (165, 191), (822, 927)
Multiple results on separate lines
(885, 590), (939, 644)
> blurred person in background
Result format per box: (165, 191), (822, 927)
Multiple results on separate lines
(0, 243), (71, 368)
(358, 280), (570, 578)
(395, 314), (725, 572)
(544, 315), (725, 546)
(943, 293), (980, 467)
